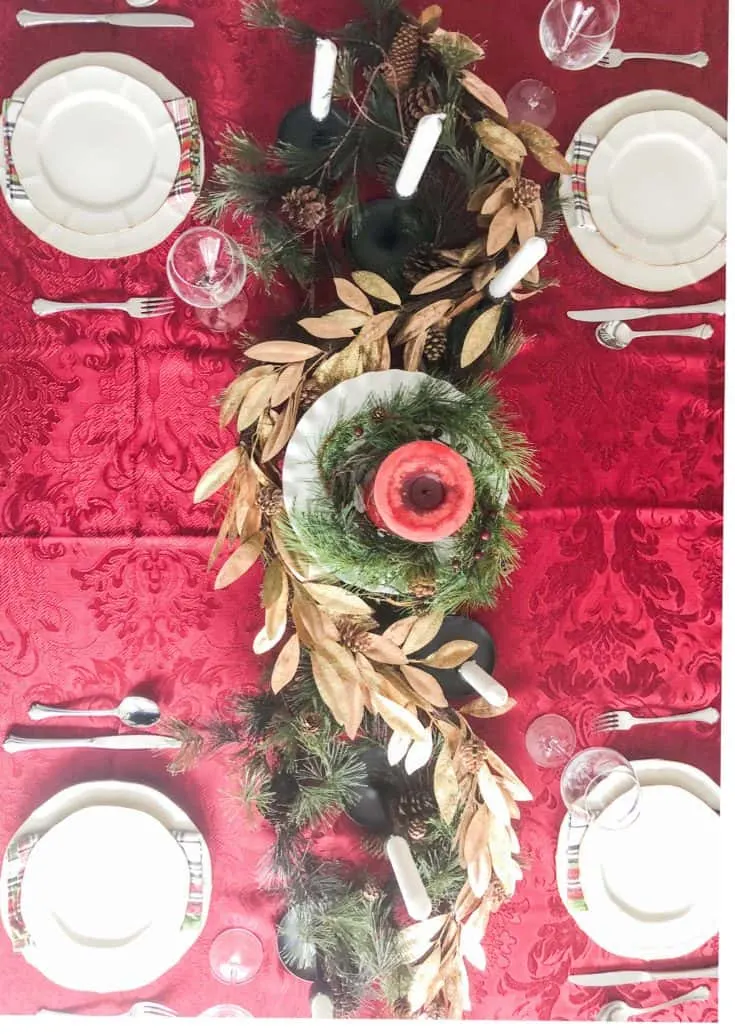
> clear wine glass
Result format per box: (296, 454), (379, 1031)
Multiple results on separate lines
(200, 1005), (253, 1017)
(526, 714), (576, 768)
(540, 0), (620, 70)
(560, 747), (640, 830)
(209, 927), (264, 985)
(167, 227), (249, 333)
(505, 79), (558, 129)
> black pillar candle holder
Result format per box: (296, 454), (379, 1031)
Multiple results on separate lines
(277, 102), (345, 151)
(347, 197), (431, 283)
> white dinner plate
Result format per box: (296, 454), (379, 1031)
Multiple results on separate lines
(586, 110), (726, 267)
(11, 67), (180, 235)
(561, 91), (727, 291)
(1, 53), (204, 258)
(0, 781), (212, 992)
(556, 759), (720, 960)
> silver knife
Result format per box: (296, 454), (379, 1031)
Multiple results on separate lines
(17, 10), (194, 28)
(567, 300), (725, 322)
(569, 965), (718, 986)
(3, 733), (181, 752)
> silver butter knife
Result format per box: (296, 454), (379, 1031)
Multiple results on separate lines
(569, 965), (718, 986)
(3, 733), (181, 752)
(17, 10), (194, 28)
(567, 300), (725, 322)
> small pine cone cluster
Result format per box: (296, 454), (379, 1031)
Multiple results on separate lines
(371, 405), (388, 422)
(459, 738), (486, 774)
(299, 711), (323, 735)
(335, 618), (373, 653)
(423, 999), (449, 1020)
(280, 185), (328, 232)
(392, 998), (413, 1019)
(423, 324), (447, 364)
(362, 833), (387, 858)
(256, 483), (283, 516)
(403, 81), (439, 131)
(380, 21), (420, 93)
(406, 817), (428, 842)
(361, 876), (383, 902)
(409, 575), (436, 599)
(512, 178), (541, 209)
(299, 380), (323, 412)
(402, 242), (440, 285)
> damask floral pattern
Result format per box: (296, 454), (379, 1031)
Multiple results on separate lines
(0, 0), (723, 1020)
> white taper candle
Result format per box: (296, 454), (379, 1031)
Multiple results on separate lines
(458, 660), (509, 706)
(309, 38), (338, 122)
(488, 236), (548, 299)
(385, 835), (432, 920)
(311, 992), (334, 1019)
(395, 113), (446, 199)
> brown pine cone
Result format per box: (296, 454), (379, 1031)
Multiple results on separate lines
(299, 380), (324, 412)
(403, 81), (440, 131)
(256, 483), (283, 516)
(409, 575), (436, 599)
(512, 178), (541, 209)
(423, 324), (447, 364)
(381, 21), (420, 93)
(406, 817), (428, 842)
(335, 618), (372, 653)
(371, 405), (388, 422)
(299, 711), (323, 735)
(458, 738), (486, 774)
(361, 876), (383, 902)
(362, 833), (387, 858)
(402, 243), (440, 286)
(424, 999), (449, 1020)
(280, 185), (328, 231)
(392, 997), (413, 1019)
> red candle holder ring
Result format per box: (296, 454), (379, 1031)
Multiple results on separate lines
(363, 441), (475, 543)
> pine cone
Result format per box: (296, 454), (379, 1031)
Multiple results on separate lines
(409, 575), (436, 599)
(407, 817), (428, 841)
(335, 618), (372, 654)
(402, 243), (440, 286)
(512, 178), (541, 209)
(392, 998), (413, 1019)
(371, 405), (388, 422)
(256, 483), (283, 516)
(281, 185), (328, 231)
(392, 789), (435, 834)
(299, 711), (323, 735)
(381, 22), (420, 93)
(424, 999), (449, 1020)
(458, 738), (486, 775)
(362, 833), (387, 858)
(361, 876), (383, 902)
(424, 324), (447, 364)
(403, 81), (439, 131)
(299, 380), (324, 412)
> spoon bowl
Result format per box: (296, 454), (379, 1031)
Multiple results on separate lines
(595, 320), (633, 349)
(125, 0), (159, 6)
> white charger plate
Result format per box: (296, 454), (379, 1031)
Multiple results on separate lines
(586, 110), (726, 267)
(11, 66), (180, 236)
(556, 759), (720, 960)
(1, 53), (204, 259)
(561, 91), (727, 291)
(0, 781), (212, 992)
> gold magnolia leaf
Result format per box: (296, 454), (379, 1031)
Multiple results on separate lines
(351, 270), (402, 306)
(333, 277), (373, 316)
(291, 591), (332, 648)
(460, 696), (516, 719)
(458, 238), (486, 267)
(460, 925), (487, 972)
(487, 812), (516, 894)
(324, 308), (369, 329)
(244, 341), (323, 362)
(403, 611), (445, 655)
(535, 147), (573, 175)
(253, 620), (287, 654)
(419, 639), (478, 668)
(486, 205), (518, 255)
(373, 693), (426, 740)
(361, 633), (409, 665)
(467, 849), (492, 898)
(459, 69), (508, 118)
(208, 519), (231, 572)
(375, 667), (414, 707)
(353, 309), (400, 349)
(271, 633), (301, 693)
(448, 289), (484, 321)
(261, 395), (298, 464)
(256, 408), (275, 449)
(271, 520), (309, 582)
(477, 764), (511, 828)
(484, 748), (533, 800)
(509, 120), (559, 151)
(418, 4), (443, 34)
(407, 944), (443, 1014)
(214, 532), (265, 590)
(410, 267), (465, 295)
(480, 182), (513, 217)
(434, 739), (460, 822)
(383, 615), (419, 647)
(234, 465), (257, 537)
(242, 504), (262, 540)
(400, 664), (448, 707)
(401, 914), (448, 963)
(261, 560), (285, 609)
(474, 120), (526, 164)
(404, 329), (427, 372)
(236, 373), (278, 432)
(377, 333), (392, 370)
(461, 305), (503, 368)
(467, 182), (499, 212)
(463, 805), (491, 864)
(270, 362), (305, 408)
(354, 651), (383, 695)
(515, 206), (536, 245)
(298, 316), (354, 340)
(311, 648), (363, 737)
(302, 581), (373, 615)
(360, 331), (391, 374)
(193, 447), (242, 504)
(471, 262), (496, 292)
(396, 299), (453, 345)
(265, 577), (289, 643)
(387, 729), (413, 766)
(405, 729), (434, 774)
(219, 367), (274, 427)
(531, 198), (544, 231)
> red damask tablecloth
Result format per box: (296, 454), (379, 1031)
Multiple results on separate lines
(0, 0), (723, 1020)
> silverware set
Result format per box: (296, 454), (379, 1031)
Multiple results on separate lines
(567, 298), (725, 350)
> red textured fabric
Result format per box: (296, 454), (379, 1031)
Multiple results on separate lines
(0, 0), (723, 1020)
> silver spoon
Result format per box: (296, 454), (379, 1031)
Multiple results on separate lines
(28, 695), (161, 728)
(596, 320), (714, 350)
(595, 986), (710, 1021)
(125, 0), (159, 7)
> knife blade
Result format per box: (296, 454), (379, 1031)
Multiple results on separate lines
(566, 300), (726, 322)
(568, 965), (718, 986)
(17, 10), (194, 28)
(3, 733), (181, 752)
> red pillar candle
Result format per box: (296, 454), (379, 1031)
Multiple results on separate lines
(363, 441), (475, 543)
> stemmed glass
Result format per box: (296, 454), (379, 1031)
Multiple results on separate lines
(167, 227), (249, 333)
(505, 0), (620, 127)
(560, 747), (640, 830)
(209, 927), (264, 985)
(525, 714), (577, 768)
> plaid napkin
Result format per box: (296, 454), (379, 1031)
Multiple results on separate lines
(2, 95), (201, 207)
(6, 826), (205, 952)
(565, 814), (589, 913)
(570, 132), (598, 232)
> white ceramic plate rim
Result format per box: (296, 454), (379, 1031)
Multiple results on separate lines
(0, 781), (211, 993)
(586, 110), (726, 267)
(560, 90), (727, 291)
(0, 53), (204, 259)
(555, 759), (720, 960)
(20, 805), (191, 960)
(11, 66), (180, 235)
(577, 784), (718, 950)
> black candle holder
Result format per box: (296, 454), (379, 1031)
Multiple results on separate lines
(277, 102), (346, 151)
(347, 197), (431, 283)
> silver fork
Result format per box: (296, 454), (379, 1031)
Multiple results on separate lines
(32, 297), (175, 319)
(592, 706), (720, 734)
(598, 48), (709, 68)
